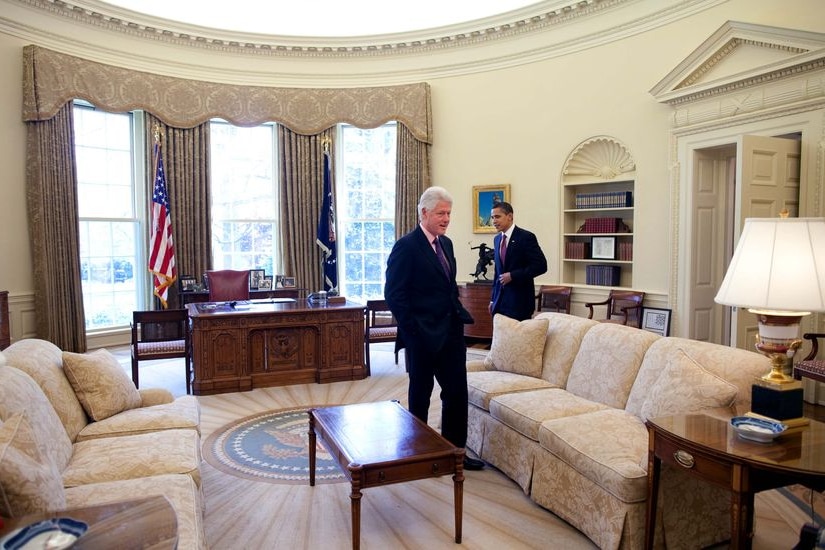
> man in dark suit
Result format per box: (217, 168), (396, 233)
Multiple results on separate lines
(384, 186), (484, 470)
(489, 202), (548, 321)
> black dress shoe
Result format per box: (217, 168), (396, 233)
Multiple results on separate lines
(463, 456), (485, 470)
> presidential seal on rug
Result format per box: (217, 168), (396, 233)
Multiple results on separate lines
(203, 407), (345, 484)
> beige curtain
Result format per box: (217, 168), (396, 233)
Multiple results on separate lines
(145, 115), (212, 309)
(395, 123), (431, 237)
(25, 104), (86, 351)
(278, 128), (335, 293)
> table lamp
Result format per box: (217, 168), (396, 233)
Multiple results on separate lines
(714, 215), (825, 421)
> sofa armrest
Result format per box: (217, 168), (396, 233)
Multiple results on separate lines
(466, 359), (491, 372)
(138, 388), (175, 407)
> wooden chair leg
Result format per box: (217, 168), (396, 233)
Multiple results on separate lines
(131, 355), (140, 389)
(365, 341), (372, 377)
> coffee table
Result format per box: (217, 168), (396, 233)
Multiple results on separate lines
(308, 400), (465, 550)
(645, 414), (825, 550)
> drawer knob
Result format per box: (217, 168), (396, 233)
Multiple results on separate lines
(432, 463), (440, 473)
(674, 450), (695, 469)
(378, 471), (385, 482)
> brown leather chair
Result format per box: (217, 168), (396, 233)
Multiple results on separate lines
(131, 309), (191, 393)
(585, 289), (645, 328)
(364, 299), (399, 376)
(206, 269), (250, 302)
(535, 285), (572, 314)
(793, 333), (825, 384)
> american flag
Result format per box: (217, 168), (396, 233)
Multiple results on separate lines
(148, 142), (177, 308)
(316, 148), (337, 292)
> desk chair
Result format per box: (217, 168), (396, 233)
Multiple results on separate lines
(131, 309), (191, 393)
(585, 289), (645, 328)
(365, 299), (399, 375)
(535, 285), (572, 314)
(206, 269), (250, 302)
(793, 333), (825, 383)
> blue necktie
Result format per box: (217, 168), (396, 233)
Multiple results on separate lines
(433, 238), (451, 279)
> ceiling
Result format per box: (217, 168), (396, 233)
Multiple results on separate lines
(98, 0), (543, 37)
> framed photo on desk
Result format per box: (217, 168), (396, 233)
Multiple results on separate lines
(249, 269), (266, 290)
(179, 275), (197, 292)
(641, 307), (671, 337)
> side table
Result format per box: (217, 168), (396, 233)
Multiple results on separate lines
(645, 414), (825, 550)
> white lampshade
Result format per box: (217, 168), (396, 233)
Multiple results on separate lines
(714, 217), (825, 314)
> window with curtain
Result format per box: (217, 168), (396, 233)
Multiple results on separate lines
(73, 102), (144, 330)
(209, 120), (280, 275)
(337, 123), (397, 303)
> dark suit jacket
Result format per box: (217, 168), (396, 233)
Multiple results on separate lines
(385, 226), (473, 353)
(491, 225), (548, 321)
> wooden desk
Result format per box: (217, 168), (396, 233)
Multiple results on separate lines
(308, 401), (464, 550)
(180, 288), (304, 305)
(0, 496), (177, 549)
(187, 299), (366, 395)
(645, 414), (825, 550)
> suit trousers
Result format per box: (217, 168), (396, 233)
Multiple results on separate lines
(404, 322), (468, 448)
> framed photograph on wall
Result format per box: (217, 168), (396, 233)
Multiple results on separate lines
(472, 184), (511, 233)
(249, 269), (266, 290)
(641, 307), (672, 337)
(282, 277), (296, 288)
(591, 236), (616, 260)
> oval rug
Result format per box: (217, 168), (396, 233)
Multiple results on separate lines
(203, 407), (345, 485)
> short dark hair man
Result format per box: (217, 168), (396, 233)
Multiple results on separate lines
(489, 202), (548, 321)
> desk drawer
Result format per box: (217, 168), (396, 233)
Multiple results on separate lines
(361, 457), (457, 487)
(655, 435), (732, 488)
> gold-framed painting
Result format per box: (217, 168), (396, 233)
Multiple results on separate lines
(472, 184), (511, 233)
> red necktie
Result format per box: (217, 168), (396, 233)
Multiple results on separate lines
(500, 234), (507, 265)
(433, 238), (451, 279)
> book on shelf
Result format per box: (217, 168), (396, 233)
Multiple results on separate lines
(585, 265), (621, 286)
(579, 217), (631, 234)
(565, 241), (590, 260)
(617, 241), (633, 261)
(574, 191), (632, 209)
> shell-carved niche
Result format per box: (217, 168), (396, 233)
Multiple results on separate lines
(562, 136), (635, 180)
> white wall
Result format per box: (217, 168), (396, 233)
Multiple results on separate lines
(0, 0), (822, 342)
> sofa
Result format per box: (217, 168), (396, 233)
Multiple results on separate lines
(0, 339), (206, 549)
(466, 312), (771, 550)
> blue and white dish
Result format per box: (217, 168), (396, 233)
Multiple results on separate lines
(730, 416), (787, 443)
(0, 517), (87, 550)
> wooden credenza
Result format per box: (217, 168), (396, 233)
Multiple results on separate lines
(187, 300), (366, 395)
(458, 282), (493, 340)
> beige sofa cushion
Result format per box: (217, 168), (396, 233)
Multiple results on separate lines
(536, 313), (600, 386)
(639, 348), (738, 422)
(566, 323), (659, 409)
(0, 414), (67, 517)
(538, 408), (649, 503)
(76, 395), (201, 442)
(63, 349), (142, 421)
(3, 339), (89, 442)
(0, 365), (73, 473)
(490, 388), (609, 440)
(61, 429), (202, 488)
(484, 314), (549, 377)
(468, 371), (555, 411)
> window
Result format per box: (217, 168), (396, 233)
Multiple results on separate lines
(74, 104), (143, 330)
(210, 121), (280, 274)
(337, 123), (397, 304)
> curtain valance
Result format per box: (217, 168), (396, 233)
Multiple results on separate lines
(22, 45), (432, 143)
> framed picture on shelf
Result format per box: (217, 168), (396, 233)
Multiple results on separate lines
(259, 276), (273, 290)
(282, 277), (296, 288)
(179, 275), (198, 292)
(591, 236), (616, 260)
(249, 269), (266, 290)
(641, 307), (672, 337)
(275, 275), (285, 288)
(472, 184), (511, 233)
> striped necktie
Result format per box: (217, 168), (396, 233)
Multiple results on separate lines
(433, 238), (451, 279)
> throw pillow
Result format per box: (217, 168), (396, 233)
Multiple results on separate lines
(483, 314), (549, 378)
(0, 414), (66, 517)
(63, 349), (142, 421)
(640, 348), (738, 421)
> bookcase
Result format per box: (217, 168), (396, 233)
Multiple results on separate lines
(560, 137), (636, 288)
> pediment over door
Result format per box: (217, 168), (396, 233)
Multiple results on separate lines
(649, 21), (825, 127)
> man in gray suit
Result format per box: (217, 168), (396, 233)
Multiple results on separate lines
(384, 186), (484, 470)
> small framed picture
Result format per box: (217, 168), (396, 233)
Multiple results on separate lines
(282, 276), (296, 288)
(179, 275), (198, 292)
(641, 307), (672, 337)
(275, 275), (285, 288)
(591, 236), (616, 260)
(472, 184), (511, 234)
(249, 269), (266, 290)
(259, 276), (273, 290)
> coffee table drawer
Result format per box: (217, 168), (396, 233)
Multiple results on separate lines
(654, 434), (732, 487)
(361, 457), (457, 486)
